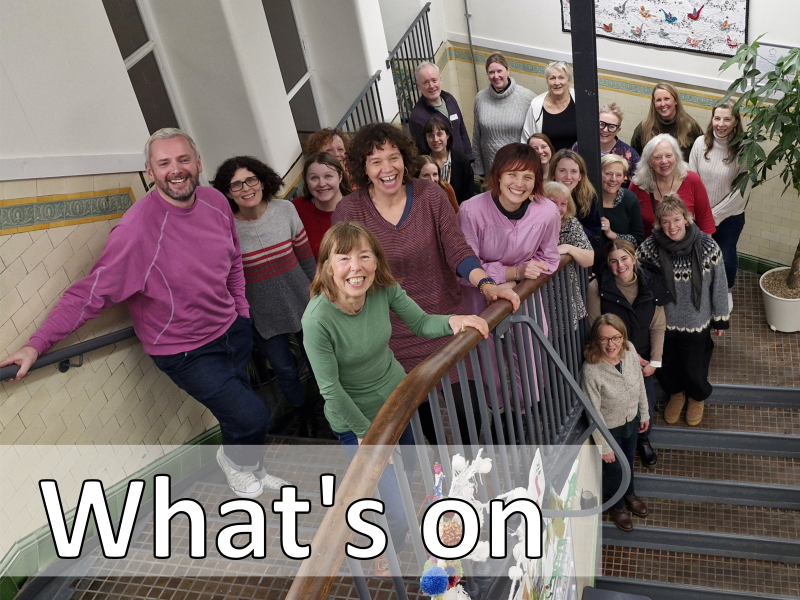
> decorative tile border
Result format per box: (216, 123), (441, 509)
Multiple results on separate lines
(737, 252), (788, 275)
(0, 188), (134, 236)
(439, 43), (724, 108)
(0, 426), (222, 600)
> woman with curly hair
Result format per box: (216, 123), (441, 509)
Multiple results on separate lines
(549, 149), (602, 240)
(292, 152), (351, 260)
(305, 128), (350, 169)
(630, 82), (703, 162)
(214, 155), (320, 437)
(333, 123), (520, 446)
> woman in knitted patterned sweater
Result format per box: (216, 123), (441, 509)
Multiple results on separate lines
(689, 101), (752, 306)
(637, 194), (730, 427)
(214, 156), (320, 437)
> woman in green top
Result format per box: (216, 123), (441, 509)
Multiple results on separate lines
(302, 221), (488, 560)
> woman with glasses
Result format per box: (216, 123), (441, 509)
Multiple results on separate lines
(581, 313), (650, 532)
(214, 156), (320, 438)
(521, 61), (577, 151)
(572, 103), (640, 188)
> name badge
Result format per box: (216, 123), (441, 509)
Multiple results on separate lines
(450, 114), (459, 121)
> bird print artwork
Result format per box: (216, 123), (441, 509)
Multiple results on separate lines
(718, 19), (730, 30)
(687, 5), (704, 20)
(631, 26), (642, 36)
(727, 35), (740, 49)
(658, 29), (670, 38)
(601, 22), (613, 32)
(661, 9), (678, 23)
(640, 5), (654, 17)
(686, 37), (703, 47)
(614, 1), (628, 14)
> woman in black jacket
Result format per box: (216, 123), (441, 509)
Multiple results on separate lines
(586, 239), (669, 467)
(423, 114), (475, 205)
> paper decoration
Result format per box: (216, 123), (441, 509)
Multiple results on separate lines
(561, 0), (749, 57)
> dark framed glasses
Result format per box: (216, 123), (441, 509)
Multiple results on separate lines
(599, 121), (621, 133)
(229, 176), (260, 192)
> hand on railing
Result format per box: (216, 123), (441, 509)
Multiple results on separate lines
(0, 346), (39, 381)
(448, 315), (490, 338)
(481, 285), (521, 311)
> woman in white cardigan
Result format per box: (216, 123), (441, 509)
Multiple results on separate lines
(521, 61), (577, 151)
(689, 100), (751, 308)
(580, 313), (650, 532)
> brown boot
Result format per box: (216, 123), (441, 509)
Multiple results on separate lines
(686, 398), (705, 426)
(608, 507), (634, 532)
(664, 392), (685, 424)
(624, 494), (649, 517)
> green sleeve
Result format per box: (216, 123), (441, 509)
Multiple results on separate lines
(302, 314), (373, 437)
(387, 284), (453, 338)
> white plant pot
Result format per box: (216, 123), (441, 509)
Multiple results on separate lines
(759, 267), (800, 333)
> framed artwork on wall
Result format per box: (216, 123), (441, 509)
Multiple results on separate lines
(561, 0), (750, 57)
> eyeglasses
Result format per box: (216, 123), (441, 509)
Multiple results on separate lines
(598, 335), (623, 344)
(229, 176), (260, 192)
(599, 121), (621, 133)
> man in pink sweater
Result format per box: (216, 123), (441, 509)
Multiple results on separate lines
(1, 128), (286, 498)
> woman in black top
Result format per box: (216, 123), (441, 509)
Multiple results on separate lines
(423, 114), (475, 204)
(521, 61), (577, 151)
(593, 154), (645, 272)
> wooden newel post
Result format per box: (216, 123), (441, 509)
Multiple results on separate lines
(570, 0), (602, 195)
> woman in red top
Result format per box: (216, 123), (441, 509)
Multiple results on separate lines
(292, 153), (351, 260)
(629, 133), (715, 238)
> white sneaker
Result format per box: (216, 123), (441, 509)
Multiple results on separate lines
(216, 447), (263, 498)
(728, 291), (734, 313)
(258, 470), (291, 490)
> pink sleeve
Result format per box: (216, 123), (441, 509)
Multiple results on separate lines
(226, 211), (250, 318)
(689, 173), (716, 235)
(456, 201), (508, 283)
(532, 200), (562, 273)
(27, 222), (148, 355)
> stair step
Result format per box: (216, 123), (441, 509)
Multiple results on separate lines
(652, 403), (800, 435)
(650, 427), (800, 458)
(600, 546), (800, 599)
(709, 384), (800, 409)
(596, 577), (799, 600)
(636, 474), (800, 508)
(602, 523), (800, 563)
(603, 498), (800, 540)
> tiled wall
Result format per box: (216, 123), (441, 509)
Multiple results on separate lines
(0, 173), (219, 556)
(439, 43), (799, 267)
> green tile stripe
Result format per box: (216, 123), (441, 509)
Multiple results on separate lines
(0, 192), (133, 230)
(0, 426), (222, 600)
(737, 252), (789, 275)
(439, 44), (722, 106)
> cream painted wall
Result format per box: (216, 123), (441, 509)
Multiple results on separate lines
(146, 0), (300, 177)
(378, 0), (427, 50)
(442, 0), (798, 91)
(0, 0), (150, 179)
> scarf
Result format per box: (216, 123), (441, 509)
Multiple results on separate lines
(652, 223), (704, 310)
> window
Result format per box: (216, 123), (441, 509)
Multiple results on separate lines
(103, 0), (180, 134)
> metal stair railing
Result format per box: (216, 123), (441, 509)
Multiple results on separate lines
(336, 70), (385, 133)
(285, 256), (632, 600)
(386, 2), (434, 130)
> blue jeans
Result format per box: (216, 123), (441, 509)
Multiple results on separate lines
(252, 328), (309, 409)
(603, 417), (639, 510)
(637, 375), (656, 442)
(334, 425), (416, 553)
(712, 212), (745, 289)
(152, 315), (270, 470)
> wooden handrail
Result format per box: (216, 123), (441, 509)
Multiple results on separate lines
(285, 256), (574, 600)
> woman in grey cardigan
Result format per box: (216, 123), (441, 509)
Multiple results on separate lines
(580, 314), (650, 532)
(472, 52), (536, 176)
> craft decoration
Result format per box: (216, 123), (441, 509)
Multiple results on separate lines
(422, 558), (466, 600)
(561, 0), (749, 57)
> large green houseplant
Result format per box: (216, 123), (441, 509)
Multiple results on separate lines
(719, 37), (800, 294)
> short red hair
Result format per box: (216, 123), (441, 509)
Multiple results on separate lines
(487, 143), (544, 199)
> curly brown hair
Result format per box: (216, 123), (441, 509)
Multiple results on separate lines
(346, 123), (418, 190)
(212, 155), (284, 213)
(305, 128), (351, 157)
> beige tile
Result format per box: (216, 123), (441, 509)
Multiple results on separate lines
(36, 177), (67, 197)
(43, 237), (74, 278)
(0, 289), (23, 326)
(20, 232), (54, 272)
(17, 377), (53, 427)
(10, 291), (44, 333)
(86, 226), (111, 259)
(62, 244), (94, 281)
(0, 383), (30, 426)
(46, 223), (76, 248)
(15, 262), (48, 303)
(0, 233), (33, 268)
(64, 176), (95, 195)
(0, 257), (28, 300)
(0, 319), (20, 358)
(37, 268), (70, 307)
(3, 179), (37, 200)
(93, 174), (120, 191)
(14, 414), (46, 444)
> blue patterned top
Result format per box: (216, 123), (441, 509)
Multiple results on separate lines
(572, 138), (640, 188)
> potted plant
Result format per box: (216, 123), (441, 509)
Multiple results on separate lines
(719, 38), (800, 332)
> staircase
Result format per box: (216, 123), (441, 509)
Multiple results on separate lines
(596, 384), (800, 600)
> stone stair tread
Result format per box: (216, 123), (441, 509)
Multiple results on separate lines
(602, 546), (800, 598)
(634, 449), (800, 487)
(652, 403), (800, 435)
(601, 498), (800, 540)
